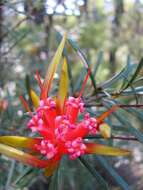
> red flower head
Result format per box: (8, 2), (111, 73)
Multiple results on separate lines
(0, 34), (130, 176)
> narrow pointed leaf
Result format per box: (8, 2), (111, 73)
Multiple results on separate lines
(101, 61), (135, 89)
(30, 89), (39, 108)
(13, 167), (34, 185)
(103, 101), (143, 144)
(79, 157), (109, 190)
(133, 76), (143, 84)
(66, 36), (97, 91)
(57, 32), (97, 91)
(57, 57), (68, 110)
(93, 51), (103, 75)
(41, 33), (67, 99)
(123, 57), (143, 90)
(77, 49), (97, 91)
(0, 136), (41, 149)
(85, 143), (131, 156)
(96, 156), (131, 190)
(0, 143), (49, 168)
(74, 68), (86, 92)
(126, 107), (143, 122)
(113, 111), (143, 144)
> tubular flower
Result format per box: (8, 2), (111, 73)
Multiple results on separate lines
(0, 34), (130, 176)
(27, 96), (98, 160)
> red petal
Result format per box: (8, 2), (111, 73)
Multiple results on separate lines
(65, 123), (88, 141)
(85, 143), (131, 156)
(0, 143), (50, 168)
(97, 105), (118, 124)
(0, 136), (42, 149)
(19, 95), (32, 116)
(78, 69), (90, 98)
(35, 70), (43, 90)
(41, 33), (67, 99)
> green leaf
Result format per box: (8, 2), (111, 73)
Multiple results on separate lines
(74, 68), (87, 92)
(77, 49), (97, 91)
(113, 111), (143, 144)
(103, 102), (143, 144)
(95, 156), (132, 190)
(93, 51), (103, 75)
(121, 87), (143, 95)
(125, 107), (143, 122)
(120, 74), (139, 104)
(67, 37), (97, 92)
(56, 31), (97, 92)
(100, 62), (135, 89)
(133, 76), (143, 84)
(13, 167), (35, 185)
(123, 57), (143, 90)
(79, 157), (109, 190)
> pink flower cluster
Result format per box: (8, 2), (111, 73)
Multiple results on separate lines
(27, 97), (98, 160)
(65, 137), (86, 159)
(35, 140), (57, 159)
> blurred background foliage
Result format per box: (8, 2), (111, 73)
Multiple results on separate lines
(0, 0), (143, 189)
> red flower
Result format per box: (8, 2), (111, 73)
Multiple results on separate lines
(0, 34), (130, 176)
(27, 96), (98, 160)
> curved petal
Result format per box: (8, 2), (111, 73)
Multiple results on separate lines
(19, 95), (32, 115)
(65, 123), (88, 141)
(0, 143), (49, 168)
(85, 143), (131, 156)
(78, 69), (90, 98)
(30, 89), (40, 108)
(35, 70), (43, 89)
(97, 105), (118, 124)
(41, 33), (67, 99)
(57, 57), (68, 111)
(0, 136), (42, 149)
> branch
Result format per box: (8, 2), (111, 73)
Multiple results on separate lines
(2, 31), (29, 55)
(85, 135), (138, 141)
(1, 17), (27, 39)
(85, 103), (143, 108)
